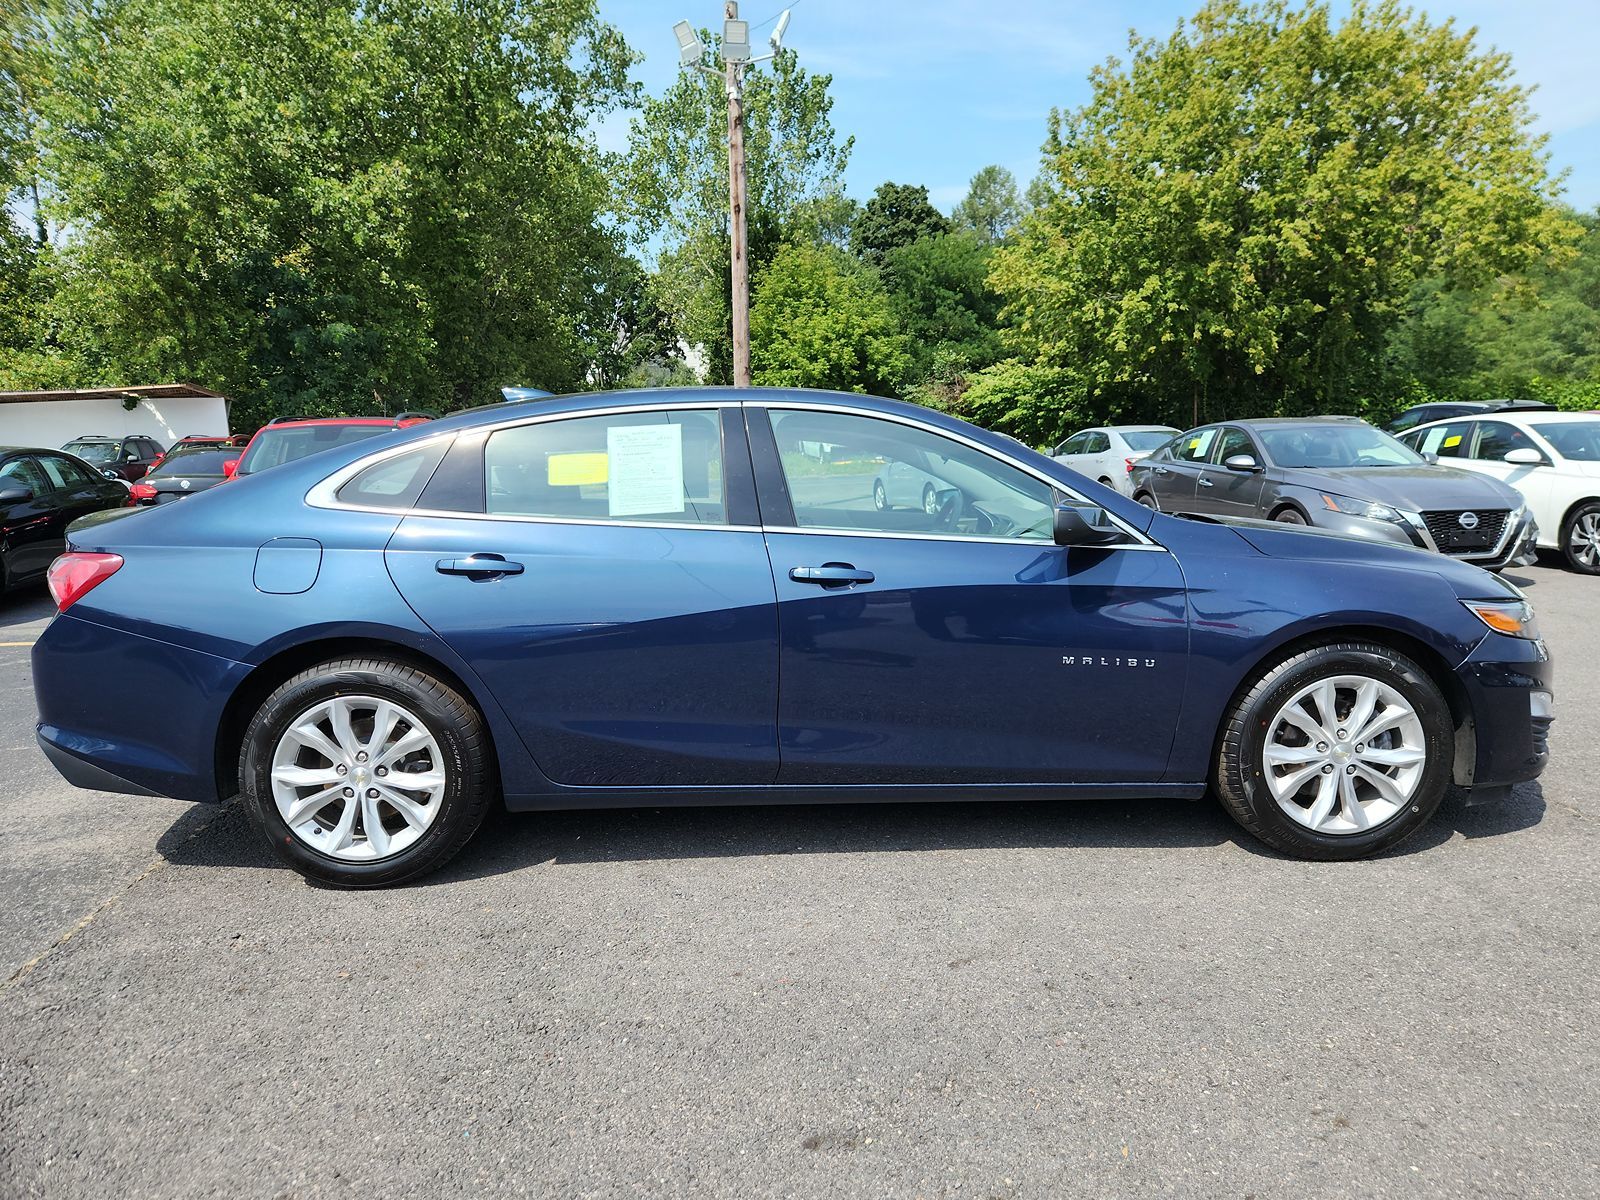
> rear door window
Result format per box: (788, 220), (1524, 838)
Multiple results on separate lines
(1174, 428), (1218, 463)
(38, 455), (96, 490)
(0, 456), (51, 495)
(1414, 421), (1471, 459)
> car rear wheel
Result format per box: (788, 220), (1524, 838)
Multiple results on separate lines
(240, 657), (494, 887)
(1561, 501), (1600, 574)
(1213, 641), (1453, 860)
(873, 480), (888, 511)
(921, 484), (938, 515)
(1135, 492), (1158, 511)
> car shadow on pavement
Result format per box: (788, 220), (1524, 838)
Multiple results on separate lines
(0, 584), (53, 630)
(156, 781), (1548, 886)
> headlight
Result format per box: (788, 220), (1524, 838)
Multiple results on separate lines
(1462, 599), (1540, 639)
(1321, 493), (1404, 523)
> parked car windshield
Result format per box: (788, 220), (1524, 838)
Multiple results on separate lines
(1257, 425), (1424, 468)
(148, 448), (236, 477)
(61, 440), (119, 465)
(1530, 421), (1600, 461)
(236, 424), (390, 475)
(1122, 430), (1177, 452)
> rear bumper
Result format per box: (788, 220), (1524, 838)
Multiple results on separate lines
(36, 729), (161, 797)
(1456, 633), (1553, 797)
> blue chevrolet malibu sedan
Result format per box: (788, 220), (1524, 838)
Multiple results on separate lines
(33, 389), (1552, 886)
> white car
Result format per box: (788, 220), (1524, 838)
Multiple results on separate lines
(1399, 410), (1600, 573)
(1052, 425), (1180, 496)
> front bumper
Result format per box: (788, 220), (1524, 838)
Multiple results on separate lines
(1308, 508), (1537, 571)
(1455, 632), (1552, 799)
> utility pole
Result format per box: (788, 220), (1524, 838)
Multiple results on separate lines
(674, 7), (791, 389)
(725, 3), (751, 387)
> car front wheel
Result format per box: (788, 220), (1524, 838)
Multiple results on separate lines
(1561, 501), (1600, 574)
(240, 657), (495, 887)
(1213, 641), (1454, 860)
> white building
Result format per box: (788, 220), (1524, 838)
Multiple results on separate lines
(0, 383), (231, 449)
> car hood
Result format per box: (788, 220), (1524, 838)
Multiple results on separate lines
(1284, 464), (1520, 511)
(1200, 515), (1521, 600)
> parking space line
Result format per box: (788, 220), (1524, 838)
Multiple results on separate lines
(0, 641), (36, 647)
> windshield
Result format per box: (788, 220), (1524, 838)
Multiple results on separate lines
(1257, 425), (1424, 469)
(149, 448), (235, 477)
(236, 424), (390, 475)
(63, 440), (119, 465)
(1530, 422), (1600, 461)
(1122, 430), (1178, 452)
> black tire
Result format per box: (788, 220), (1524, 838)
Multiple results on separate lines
(921, 484), (938, 515)
(1135, 492), (1159, 511)
(1273, 507), (1308, 525)
(240, 657), (495, 887)
(1213, 641), (1454, 860)
(872, 480), (888, 511)
(1560, 500), (1600, 574)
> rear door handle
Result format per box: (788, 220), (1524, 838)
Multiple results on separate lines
(436, 553), (524, 579)
(789, 564), (874, 587)
(1197, 476), (1214, 488)
(1154, 466), (1170, 476)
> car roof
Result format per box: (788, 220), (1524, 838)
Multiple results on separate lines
(62, 434), (124, 441)
(259, 416), (424, 428)
(1407, 409), (1597, 428)
(1224, 416), (1369, 429)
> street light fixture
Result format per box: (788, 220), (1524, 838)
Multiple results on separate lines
(671, 4), (791, 388)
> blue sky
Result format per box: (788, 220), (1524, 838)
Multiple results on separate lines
(595, 0), (1600, 214)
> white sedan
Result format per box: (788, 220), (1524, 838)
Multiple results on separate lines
(1051, 425), (1180, 496)
(1399, 410), (1600, 573)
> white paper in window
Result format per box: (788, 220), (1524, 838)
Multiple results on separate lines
(607, 423), (684, 516)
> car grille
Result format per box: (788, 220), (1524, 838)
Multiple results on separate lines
(1422, 509), (1508, 555)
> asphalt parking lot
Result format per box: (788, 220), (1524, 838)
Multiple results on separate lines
(1, 561), (1596, 1199)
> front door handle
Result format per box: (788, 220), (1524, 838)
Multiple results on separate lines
(436, 553), (524, 579)
(789, 564), (874, 588)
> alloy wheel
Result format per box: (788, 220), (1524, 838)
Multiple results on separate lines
(1261, 674), (1426, 835)
(269, 694), (447, 861)
(1569, 511), (1600, 569)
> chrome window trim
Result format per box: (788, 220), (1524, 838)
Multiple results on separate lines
(307, 396), (1168, 552)
(757, 400), (1165, 551)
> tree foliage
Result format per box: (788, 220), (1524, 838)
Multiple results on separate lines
(750, 242), (909, 394)
(990, 0), (1577, 439)
(952, 165), (1025, 245)
(853, 182), (949, 265)
(19, 0), (635, 420)
(881, 231), (1004, 383)
(621, 46), (851, 382)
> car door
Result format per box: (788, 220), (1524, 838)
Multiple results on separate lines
(1464, 419), (1553, 525)
(1146, 426), (1214, 512)
(753, 405), (1190, 785)
(0, 455), (61, 580)
(38, 454), (123, 527)
(381, 403), (781, 790)
(1193, 427), (1268, 519)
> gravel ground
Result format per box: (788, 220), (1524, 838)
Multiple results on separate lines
(1, 560), (1596, 1199)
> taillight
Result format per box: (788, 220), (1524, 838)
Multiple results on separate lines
(1125, 457), (1136, 473)
(47, 553), (123, 612)
(129, 482), (157, 502)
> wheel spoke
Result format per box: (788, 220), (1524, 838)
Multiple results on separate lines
(1344, 681), (1379, 744)
(366, 701), (400, 757)
(1338, 771), (1370, 828)
(360, 791), (390, 857)
(376, 726), (430, 766)
(1360, 745), (1425, 768)
(1268, 762), (1325, 802)
(1313, 679), (1339, 731)
(384, 769), (445, 793)
(1353, 705), (1408, 745)
(287, 720), (344, 766)
(1278, 704), (1331, 744)
(272, 765), (342, 789)
(325, 791), (360, 851)
(1355, 763), (1409, 807)
(1305, 773), (1337, 829)
(1264, 743), (1324, 766)
(284, 782), (345, 826)
(377, 784), (432, 831)
(329, 699), (360, 758)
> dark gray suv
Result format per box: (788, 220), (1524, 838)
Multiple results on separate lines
(1128, 417), (1537, 571)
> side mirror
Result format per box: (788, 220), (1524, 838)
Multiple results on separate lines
(1421, 451), (1439, 464)
(0, 484), (33, 503)
(1222, 453), (1261, 473)
(1504, 447), (1545, 466)
(101, 468), (122, 481)
(1053, 501), (1124, 547)
(222, 459), (239, 478)
(124, 450), (139, 462)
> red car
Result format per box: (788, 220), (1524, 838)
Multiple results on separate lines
(224, 414), (433, 480)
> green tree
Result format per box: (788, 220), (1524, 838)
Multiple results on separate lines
(852, 182), (949, 265)
(992, 0), (1577, 437)
(33, 0), (635, 419)
(951, 165), (1025, 245)
(881, 231), (1004, 384)
(750, 242), (909, 394)
(621, 45), (852, 383)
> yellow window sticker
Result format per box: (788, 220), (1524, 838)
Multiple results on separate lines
(547, 452), (608, 486)
(1442, 435), (1462, 449)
